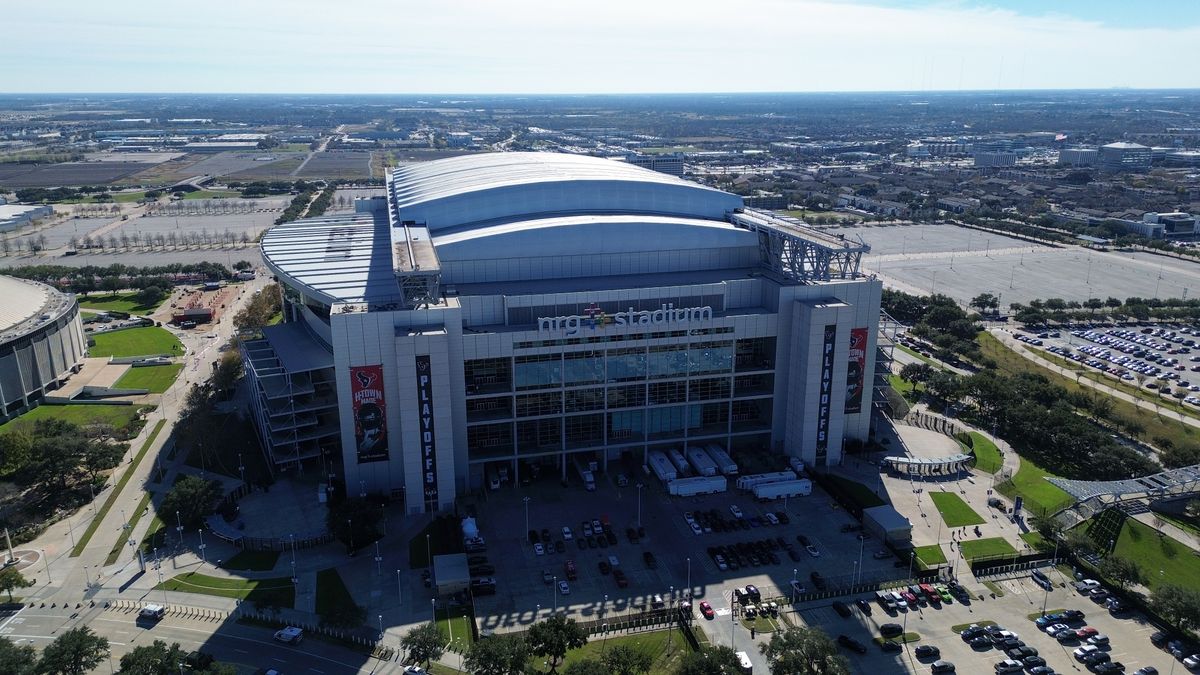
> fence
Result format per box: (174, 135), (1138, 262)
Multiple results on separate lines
(902, 411), (966, 438)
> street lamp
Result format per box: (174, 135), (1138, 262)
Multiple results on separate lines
(686, 557), (691, 599)
(397, 569), (403, 606)
(791, 569), (798, 604)
(553, 576), (558, 613)
(636, 483), (644, 528)
(856, 537), (865, 585)
(523, 497), (531, 536)
(175, 511), (183, 549)
(430, 598), (436, 623)
(198, 528), (207, 565)
(908, 551), (915, 579)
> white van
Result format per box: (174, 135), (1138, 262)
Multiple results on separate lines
(138, 604), (166, 620)
(735, 651), (753, 673)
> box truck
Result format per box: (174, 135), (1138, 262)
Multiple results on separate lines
(668, 475), (728, 497)
(686, 446), (719, 477)
(753, 479), (812, 500)
(648, 451), (678, 483)
(736, 470), (797, 491)
(667, 448), (691, 476)
(704, 444), (738, 475)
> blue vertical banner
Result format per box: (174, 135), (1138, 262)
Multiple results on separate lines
(415, 355), (439, 512)
(817, 324), (838, 454)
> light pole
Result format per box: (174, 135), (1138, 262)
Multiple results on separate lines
(375, 541), (382, 576)
(43, 549), (50, 583)
(636, 483), (644, 528)
(553, 575), (558, 613)
(857, 537), (865, 585)
(397, 569), (403, 606)
(347, 518), (354, 553)
(908, 551), (915, 579)
(175, 511), (183, 549)
(426, 533), (431, 569)
(686, 557), (691, 598)
(198, 528), (207, 566)
(523, 496), (531, 536)
(791, 569), (798, 604)
(378, 614), (384, 640)
(430, 598), (436, 623)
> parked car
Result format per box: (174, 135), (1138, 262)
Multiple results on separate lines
(273, 627), (304, 644)
(837, 635), (866, 654)
(832, 601), (851, 618)
(914, 645), (940, 659)
(699, 601), (714, 619)
(930, 661), (955, 673)
(880, 623), (903, 638)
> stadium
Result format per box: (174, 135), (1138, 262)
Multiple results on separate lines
(0, 275), (87, 421)
(245, 152), (882, 514)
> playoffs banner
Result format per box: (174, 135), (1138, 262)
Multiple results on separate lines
(415, 355), (439, 512)
(351, 365), (389, 463)
(816, 324), (837, 452)
(845, 327), (867, 414)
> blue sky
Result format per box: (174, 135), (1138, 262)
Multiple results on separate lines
(2, 0), (1199, 93)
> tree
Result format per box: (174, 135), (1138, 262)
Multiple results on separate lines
(602, 644), (653, 675)
(563, 660), (609, 675)
(527, 615), (588, 672)
(0, 636), (36, 675)
(136, 285), (167, 308)
(211, 351), (243, 399)
(37, 627), (109, 675)
(1153, 584), (1200, 632)
(760, 626), (851, 675)
(970, 293), (999, 316)
(160, 475), (222, 528)
(82, 442), (126, 483)
(0, 566), (33, 602)
(464, 634), (531, 675)
(117, 640), (187, 675)
(233, 260), (253, 271)
(400, 622), (444, 668)
(327, 498), (383, 551)
(0, 427), (32, 476)
(897, 362), (932, 388)
(675, 646), (744, 675)
(1099, 555), (1142, 590)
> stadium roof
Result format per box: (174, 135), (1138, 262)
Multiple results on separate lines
(260, 211), (401, 306)
(389, 152), (722, 209)
(1048, 464), (1200, 502)
(0, 275), (53, 337)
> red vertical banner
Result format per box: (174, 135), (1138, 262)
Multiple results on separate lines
(351, 365), (388, 463)
(845, 327), (867, 414)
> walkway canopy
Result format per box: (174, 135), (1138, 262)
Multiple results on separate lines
(883, 453), (972, 476)
(1049, 464), (1200, 502)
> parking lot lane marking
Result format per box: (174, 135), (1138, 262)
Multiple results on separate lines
(274, 658), (287, 663)
(235, 648), (248, 654)
(0, 607), (24, 632)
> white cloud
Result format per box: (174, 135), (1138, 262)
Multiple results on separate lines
(2, 0), (1198, 92)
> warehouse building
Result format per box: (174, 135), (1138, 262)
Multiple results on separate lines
(246, 152), (881, 514)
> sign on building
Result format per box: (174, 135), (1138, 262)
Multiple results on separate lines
(350, 365), (388, 463)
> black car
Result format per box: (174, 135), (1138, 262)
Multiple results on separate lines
(914, 645), (940, 659)
(1093, 663), (1126, 674)
(468, 555), (489, 565)
(797, 534), (811, 546)
(960, 626), (987, 640)
(832, 601), (852, 618)
(1006, 646), (1037, 659)
(540, 528), (552, 543)
(528, 530), (539, 544)
(1150, 631), (1171, 647)
(786, 548), (802, 562)
(605, 531), (618, 545)
(554, 541), (565, 553)
(626, 527), (639, 543)
(775, 512), (790, 524)
(880, 640), (901, 652)
(810, 571), (826, 590)
(968, 636), (992, 649)
(1085, 652), (1111, 666)
(1063, 609), (1086, 622)
(577, 538), (587, 550)
(837, 635), (867, 654)
(855, 598), (872, 615)
(643, 551), (657, 568)
(469, 565), (495, 575)
(598, 561), (611, 574)
(1023, 655), (1046, 668)
(880, 623), (903, 638)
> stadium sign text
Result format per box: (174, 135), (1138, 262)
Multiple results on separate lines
(538, 303), (712, 336)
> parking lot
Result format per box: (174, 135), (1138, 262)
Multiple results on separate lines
(1010, 322), (1200, 408)
(798, 568), (1176, 673)
(468, 469), (904, 635)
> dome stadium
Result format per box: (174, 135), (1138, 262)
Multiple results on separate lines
(0, 275), (86, 421)
(244, 152), (880, 514)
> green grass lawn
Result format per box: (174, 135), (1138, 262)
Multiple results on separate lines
(315, 568), (356, 616)
(888, 373), (922, 402)
(958, 537), (1018, 561)
(71, 419), (164, 557)
(157, 571), (295, 607)
(873, 632), (920, 645)
(78, 292), (163, 315)
(995, 455), (1074, 517)
(90, 326), (183, 358)
(823, 473), (886, 510)
(913, 544), (947, 568)
(223, 550), (281, 572)
(558, 627), (696, 675)
(114, 364), (182, 393)
(0, 403), (143, 435)
(1110, 517), (1200, 592)
(105, 491), (151, 565)
(929, 491), (986, 527)
(1021, 531), (1050, 551)
(435, 605), (474, 651)
(968, 432), (1003, 474)
(1032, 347), (1200, 421)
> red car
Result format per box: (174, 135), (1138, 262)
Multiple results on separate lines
(699, 601), (715, 619)
(901, 591), (919, 606)
(1076, 626), (1098, 639)
(613, 569), (629, 588)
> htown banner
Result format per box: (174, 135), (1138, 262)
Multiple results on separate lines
(845, 327), (867, 414)
(415, 355), (439, 511)
(350, 365), (388, 463)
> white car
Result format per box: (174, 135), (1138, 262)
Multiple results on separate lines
(689, 521), (703, 535)
(1045, 623), (1070, 636)
(561, 526), (573, 540)
(558, 580), (570, 595)
(683, 512), (696, 525)
(994, 660), (1022, 673)
(534, 543), (545, 555)
(806, 544), (820, 557)
(1073, 645), (1099, 660)
(729, 505), (744, 519)
(1184, 654), (1200, 669)
(764, 512), (779, 525)
(1075, 579), (1101, 592)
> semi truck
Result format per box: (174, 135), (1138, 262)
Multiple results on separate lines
(788, 457), (808, 477)
(572, 457), (596, 491)
(647, 451), (678, 484)
(703, 444), (739, 475)
(736, 470), (797, 491)
(668, 475), (728, 497)
(752, 479), (812, 500)
(667, 448), (691, 477)
(686, 446), (719, 477)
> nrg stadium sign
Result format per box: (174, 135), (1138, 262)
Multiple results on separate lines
(538, 303), (713, 336)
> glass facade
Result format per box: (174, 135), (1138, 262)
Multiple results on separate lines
(464, 335), (774, 461)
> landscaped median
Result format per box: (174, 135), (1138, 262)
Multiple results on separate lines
(71, 419), (166, 557)
(965, 432), (1002, 473)
(995, 456), (1074, 517)
(114, 364), (183, 393)
(929, 491), (985, 527)
(957, 536), (1017, 561)
(90, 326), (183, 358)
(912, 544), (947, 569)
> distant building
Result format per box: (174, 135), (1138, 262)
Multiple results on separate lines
(1099, 142), (1152, 172)
(0, 204), (53, 232)
(905, 144), (930, 159)
(1144, 211), (1197, 236)
(744, 195), (788, 210)
(1058, 147), (1099, 167)
(624, 152), (684, 176)
(445, 132), (475, 148)
(1165, 150), (1200, 167)
(973, 151), (1017, 168)
(937, 197), (980, 214)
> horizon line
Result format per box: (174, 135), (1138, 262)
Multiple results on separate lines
(3, 87), (1200, 97)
